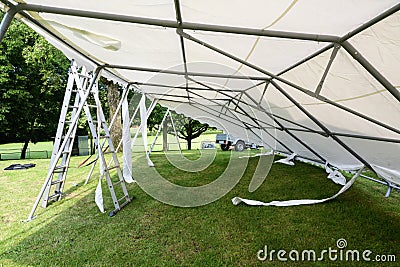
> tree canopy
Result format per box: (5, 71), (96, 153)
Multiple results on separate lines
(147, 104), (209, 150)
(0, 15), (70, 157)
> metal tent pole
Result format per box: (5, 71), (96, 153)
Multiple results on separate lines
(0, 6), (17, 42)
(271, 81), (373, 170)
(4, 2), (340, 42)
(148, 108), (170, 154)
(341, 41), (400, 103)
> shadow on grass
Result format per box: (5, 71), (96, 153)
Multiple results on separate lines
(1, 154), (400, 266)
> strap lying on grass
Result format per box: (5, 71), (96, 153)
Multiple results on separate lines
(232, 167), (364, 207)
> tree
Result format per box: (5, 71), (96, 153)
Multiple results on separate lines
(147, 104), (209, 150)
(147, 104), (167, 132)
(100, 77), (122, 150)
(174, 114), (209, 150)
(0, 16), (70, 158)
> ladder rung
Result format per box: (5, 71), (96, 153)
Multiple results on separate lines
(78, 73), (92, 79)
(87, 104), (97, 108)
(119, 199), (131, 209)
(106, 165), (119, 171)
(113, 180), (122, 186)
(53, 165), (67, 173)
(48, 191), (63, 200)
(100, 135), (110, 139)
(68, 105), (79, 109)
(51, 179), (65, 185)
(54, 165), (67, 170)
(118, 195), (129, 203)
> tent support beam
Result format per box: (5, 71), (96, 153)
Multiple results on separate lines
(258, 82), (270, 106)
(340, 3), (400, 42)
(315, 44), (340, 96)
(242, 91), (324, 135)
(341, 41), (400, 103)
(113, 64), (400, 135)
(0, 5), (17, 42)
(188, 77), (325, 161)
(174, 0), (191, 102)
(187, 78), (277, 130)
(316, 95), (400, 135)
(186, 89), (277, 130)
(271, 81), (373, 170)
(277, 44), (335, 76)
(156, 91), (400, 144)
(131, 81), (245, 93)
(4, 2), (340, 43)
(245, 81), (267, 92)
(167, 81), (287, 152)
(179, 30), (400, 137)
(104, 64), (268, 81)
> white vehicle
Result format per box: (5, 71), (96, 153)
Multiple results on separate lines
(215, 133), (258, 152)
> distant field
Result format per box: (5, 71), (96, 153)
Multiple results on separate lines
(0, 132), (220, 160)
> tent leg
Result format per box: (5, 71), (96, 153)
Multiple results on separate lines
(168, 110), (183, 157)
(385, 184), (393, 198)
(149, 108), (169, 155)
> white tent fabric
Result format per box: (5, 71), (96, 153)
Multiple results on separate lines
(122, 92), (133, 182)
(1, 1), (400, 183)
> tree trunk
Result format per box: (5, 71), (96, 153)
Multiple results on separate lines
(20, 139), (29, 159)
(162, 117), (168, 152)
(187, 119), (192, 150)
(105, 79), (122, 150)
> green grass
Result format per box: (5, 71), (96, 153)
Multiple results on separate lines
(0, 150), (399, 266)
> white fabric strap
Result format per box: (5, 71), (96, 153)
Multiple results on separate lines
(274, 152), (296, 165)
(95, 176), (105, 213)
(325, 163), (346, 186)
(232, 167), (364, 207)
(122, 93), (134, 183)
(139, 95), (154, 167)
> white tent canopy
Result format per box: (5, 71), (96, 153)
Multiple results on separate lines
(1, 0), (400, 181)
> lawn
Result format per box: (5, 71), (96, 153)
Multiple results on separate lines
(0, 131), (220, 160)
(0, 149), (399, 266)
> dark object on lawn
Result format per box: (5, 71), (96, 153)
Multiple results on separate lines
(4, 163), (36, 170)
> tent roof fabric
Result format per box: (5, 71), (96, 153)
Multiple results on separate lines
(1, 0), (400, 177)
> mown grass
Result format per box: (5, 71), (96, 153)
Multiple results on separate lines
(0, 150), (399, 266)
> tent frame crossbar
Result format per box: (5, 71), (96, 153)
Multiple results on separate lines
(186, 78), (306, 154)
(1, 1), (400, 186)
(1, 2), (340, 42)
(177, 30), (400, 170)
(1, 0), (399, 105)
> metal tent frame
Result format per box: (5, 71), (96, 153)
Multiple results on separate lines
(1, 1), (400, 217)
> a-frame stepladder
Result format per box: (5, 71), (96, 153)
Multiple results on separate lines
(26, 61), (131, 221)
(148, 108), (183, 157)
